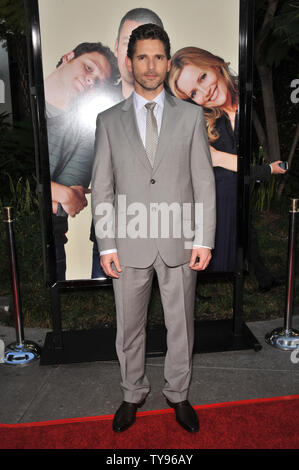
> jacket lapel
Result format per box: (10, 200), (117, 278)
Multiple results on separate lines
(152, 91), (178, 174)
(120, 91), (178, 174)
(120, 95), (152, 173)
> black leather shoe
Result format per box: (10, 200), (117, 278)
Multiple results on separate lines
(166, 399), (199, 433)
(113, 399), (145, 432)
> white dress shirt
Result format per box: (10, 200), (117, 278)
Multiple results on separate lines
(99, 89), (209, 255)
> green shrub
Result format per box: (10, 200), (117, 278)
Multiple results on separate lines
(0, 173), (38, 216)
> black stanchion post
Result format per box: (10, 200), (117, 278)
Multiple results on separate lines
(3, 206), (41, 365)
(265, 198), (299, 350)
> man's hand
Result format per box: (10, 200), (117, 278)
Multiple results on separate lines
(189, 247), (212, 271)
(270, 161), (288, 175)
(100, 252), (122, 279)
(61, 186), (91, 217)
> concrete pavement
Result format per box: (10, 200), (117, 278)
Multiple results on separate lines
(1, 316), (299, 424)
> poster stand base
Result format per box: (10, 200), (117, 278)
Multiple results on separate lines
(39, 319), (261, 365)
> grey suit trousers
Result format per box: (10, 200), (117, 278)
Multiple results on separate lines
(112, 253), (197, 404)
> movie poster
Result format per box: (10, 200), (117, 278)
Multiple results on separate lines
(37, 0), (240, 281)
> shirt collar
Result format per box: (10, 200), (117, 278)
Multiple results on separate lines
(133, 88), (165, 111)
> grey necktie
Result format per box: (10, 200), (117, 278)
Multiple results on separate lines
(145, 102), (158, 166)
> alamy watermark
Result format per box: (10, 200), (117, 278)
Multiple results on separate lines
(94, 195), (203, 249)
(290, 79), (299, 104)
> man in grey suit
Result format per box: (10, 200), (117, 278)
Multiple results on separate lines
(91, 24), (216, 433)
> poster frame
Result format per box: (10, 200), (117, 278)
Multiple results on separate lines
(23, 0), (261, 360)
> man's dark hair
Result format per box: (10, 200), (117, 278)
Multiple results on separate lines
(56, 42), (119, 83)
(127, 23), (171, 60)
(117, 8), (163, 40)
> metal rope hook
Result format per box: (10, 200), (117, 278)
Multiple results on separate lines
(265, 198), (299, 350)
(3, 207), (41, 365)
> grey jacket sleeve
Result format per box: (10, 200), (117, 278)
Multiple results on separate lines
(91, 114), (116, 253)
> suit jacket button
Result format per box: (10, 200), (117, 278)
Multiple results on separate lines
(150, 179), (156, 184)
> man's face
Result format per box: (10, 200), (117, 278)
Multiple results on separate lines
(59, 51), (111, 99)
(125, 39), (170, 96)
(114, 20), (142, 85)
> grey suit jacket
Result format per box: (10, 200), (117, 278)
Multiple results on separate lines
(91, 91), (216, 268)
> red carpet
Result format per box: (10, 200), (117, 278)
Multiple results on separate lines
(1, 395), (299, 449)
